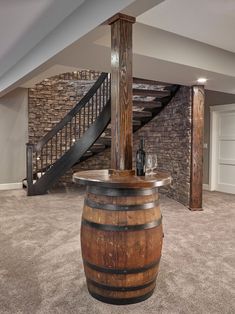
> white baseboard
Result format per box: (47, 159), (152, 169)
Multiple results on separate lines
(203, 184), (210, 191)
(0, 182), (23, 191)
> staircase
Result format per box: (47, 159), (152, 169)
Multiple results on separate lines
(26, 73), (179, 195)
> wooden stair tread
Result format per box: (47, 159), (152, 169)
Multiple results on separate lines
(133, 100), (162, 109)
(96, 137), (111, 145)
(133, 88), (170, 97)
(90, 146), (106, 152)
(133, 120), (142, 126)
(133, 111), (152, 118)
(133, 77), (172, 86)
(83, 151), (93, 157)
(91, 143), (106, 151)
(93, 143), (106, 147)
(100, 135), (111, 139)
(101, 132), (111, 138)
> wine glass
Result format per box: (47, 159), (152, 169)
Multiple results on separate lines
(146, 154), (158, 175)
(145, 154), (153, 175)
(151, 154), (158, 174)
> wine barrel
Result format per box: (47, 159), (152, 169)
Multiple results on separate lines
(81, 185), (163, 305)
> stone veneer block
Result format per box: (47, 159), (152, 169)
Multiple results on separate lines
(29, 72), (191, 206)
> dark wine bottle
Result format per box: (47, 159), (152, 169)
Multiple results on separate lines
(136, 138), (146, 176)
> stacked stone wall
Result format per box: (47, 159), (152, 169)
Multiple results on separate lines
(68, 88), (192, 206)
(28, 70), (100, 144)
(28, 72), (191, 206)
(133, 86), (192, 205)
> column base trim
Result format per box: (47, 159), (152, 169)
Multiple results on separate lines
(188, 207), (203, 211)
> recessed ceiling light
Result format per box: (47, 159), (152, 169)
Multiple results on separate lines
(197, 77), (207, 84)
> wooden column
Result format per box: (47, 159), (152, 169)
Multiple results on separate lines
(189, 85), (205, 210)
(109, 13), (135, 173)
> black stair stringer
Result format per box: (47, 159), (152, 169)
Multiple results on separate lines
(28, 100), (111, 195)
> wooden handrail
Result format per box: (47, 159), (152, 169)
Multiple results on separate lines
(26, 72), (110, 194)
(25, 70), (179, 195)
(34, 72), (108, 152)
(30, 100), (111, 195)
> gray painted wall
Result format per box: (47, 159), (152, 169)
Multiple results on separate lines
(203, 90), (235, 184)
(0, 88), (28, 184)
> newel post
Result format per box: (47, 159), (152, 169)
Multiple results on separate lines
(26, 143), (34, 196)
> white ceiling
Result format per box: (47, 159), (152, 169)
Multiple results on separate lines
(138, 0), (235, 53)
(1, 0), (235, 95)
(0, 0), (138, 96)
(0, 0), (54, 61)
(0, 0), (85, 76)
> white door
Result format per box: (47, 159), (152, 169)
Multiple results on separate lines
(216, 110), (235, 194)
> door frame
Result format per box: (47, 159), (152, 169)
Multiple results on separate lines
(209, 103), (235, 191)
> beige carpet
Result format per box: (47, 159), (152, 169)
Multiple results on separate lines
(0, 188), (234, 314)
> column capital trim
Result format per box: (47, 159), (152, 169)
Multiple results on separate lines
(106, 13), (136, 25)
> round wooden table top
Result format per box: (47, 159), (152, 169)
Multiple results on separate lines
(73, 169), (171, 189)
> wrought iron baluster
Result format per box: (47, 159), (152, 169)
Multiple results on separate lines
(65, 124), (67, 151)
(70, 121), (72, 148)
(109, 75), (111, 97)
(106, 76), (108, 102)
(41, 148), (43, 177)
(96, 91), (98, 118)
(50, 139), (53, 165)
(99, 87), (101, 114)
(79, 111), (81, 138)
(36, 151), (38, 178)
(83, 107), (86, 133)
(55, 133), (58, 161)
(91, 96), (94, 124)
(100, 85), (102, 111)
(60, 130), (62, 158)
(46, 143), (48, 170)
(109, 75), (111, 99)
(104, 78), (106, 106)
(74, 115), (77, 141)
(87, 100), (90, 128)
(103, 80), (105, 109)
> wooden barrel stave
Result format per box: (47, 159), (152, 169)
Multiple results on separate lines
(86, 191), (159, 205)
(80, 186), (163, 304)
(83, 204), (161, 225)
(81, 226), (162, 269)
(87, 280), (156, 301)
(83, 263), (159, 287)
